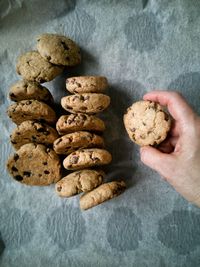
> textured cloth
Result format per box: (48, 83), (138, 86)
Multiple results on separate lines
(1, 0), (200, 266)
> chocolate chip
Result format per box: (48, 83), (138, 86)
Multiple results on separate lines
(55, 138), (62, 145)
(66, 105), (73, 110)
(57, 186), (62, 192)
(44, 170), (50, 174)
(32, 136), (36, 141)
(38, 174), (42, 177)
(46, 56), (51, 61)
(23, 171), (31, 177)
(14, 154), (19, 161)
(76, 83), (81, 88)
(14, 175), (23, 181)
(79, 95), (84, 101)
(17, 132), (20, 135)
(11, 140), (17, 144)
(37, 128), (45, 132)
(98, 105), (103, 110)
(80, 106), (87, 110)
(26, 100), (32, 105)
(11, 166), (18, 172)
(43, 162), (47, 165)
(9, 93), (16, 98)
(46, 148), (51, 153)
(70, 156), (79, 164)
(38, 78), (46, 83)
(61, 41), (69, 50)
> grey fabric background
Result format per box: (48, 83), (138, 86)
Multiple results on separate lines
(0, 0), (200, 266)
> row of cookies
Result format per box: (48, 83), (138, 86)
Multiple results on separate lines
(7, 34), (82, 185)
(53, 76), (126, 210)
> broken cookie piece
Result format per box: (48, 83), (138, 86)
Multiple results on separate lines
(80, 180), (126, 210)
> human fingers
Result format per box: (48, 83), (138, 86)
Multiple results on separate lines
(157, 136), (178, 153)
(140, 146), (177, 177)
(143, 91), (195, 124)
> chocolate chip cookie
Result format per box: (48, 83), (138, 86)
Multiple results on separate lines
(124, 100), (171, 146)
(61, 93), (110, 114)
(80, 180), (126, 210)
(66, 76), (108, 94)
(10, 120), (58, 150)
(9, 80), (53, 104)
(7, 100), (57, 125)
(16, 51), (63, 83)
(7, 143), (61, 186)
(63, 148), (112, 170)
(56, 114), (105, 135)
(37, 33), (81, 66)
(55, 169), (105, 197)
(53, 131), (104, 155)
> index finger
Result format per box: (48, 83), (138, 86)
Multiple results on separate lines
(143, 90), (194, 123)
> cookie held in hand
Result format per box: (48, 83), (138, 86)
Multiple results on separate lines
(124, 100), (171, 146)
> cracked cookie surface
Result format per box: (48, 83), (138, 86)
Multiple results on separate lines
(56, 114), (105, 135)
(16, 51), (63, 83)
(55, 169), (105, 197)
(11, 120), (58, 150)
(63, 148), (112, 170)
(124, 100), (171, 146)
(61, 93), (110, 114)
(37, 33), (81, 66)
(80, 180), (126, 210)
(66, 76), (108, 94)
(53, 131), (104, 155)
(7, 100), (57, 125)
(7, 143), (61, 186)
(9, 80), (54, 103)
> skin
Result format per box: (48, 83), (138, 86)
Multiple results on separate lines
(140, 91), (200, 207)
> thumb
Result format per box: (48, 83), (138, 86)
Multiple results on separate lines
(140, 146), (176, 177)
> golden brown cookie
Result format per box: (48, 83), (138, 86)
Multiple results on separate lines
(9, 80), (54, 104)
(16, 51), (63, 83)
(7, 143), (61, 186)
(61, 93), (110, 114)
(56, 114), (105, 135)
(10, 120), (58, 150)
(37, 33), (81, 66)
(80, 181), (126, 210)
(53, 131), (104, 155)
(66, 76), (108, 94)
(7, 100), (57, 125)
(124, 100), (171, 146)
(63, 148), (112, 170)
(55, 169), (105, 197)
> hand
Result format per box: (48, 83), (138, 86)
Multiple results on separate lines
(140, 91), (200, 207)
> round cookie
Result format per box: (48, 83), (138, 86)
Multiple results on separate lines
(80, 181), (126, 210)
(61, 93), (110, 114)
(7, 99), (57, 125)
(11, 120), (59, 150)
(37, 33), (81, 66)
(66, 76), (108, 94)
(9, 80), (54, 103)
(16, 51), (63, 83)
(7, 143), (61, 186)
(56, 114), (105, 135)
(63, 148), (112, 170)
(124, 100), (171, 146)
(53, 131), (104, 155)
(55, 169), (105, 197)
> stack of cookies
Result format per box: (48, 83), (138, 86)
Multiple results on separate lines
(7, 33), (81, 186)
(54, 76), (126, 210)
